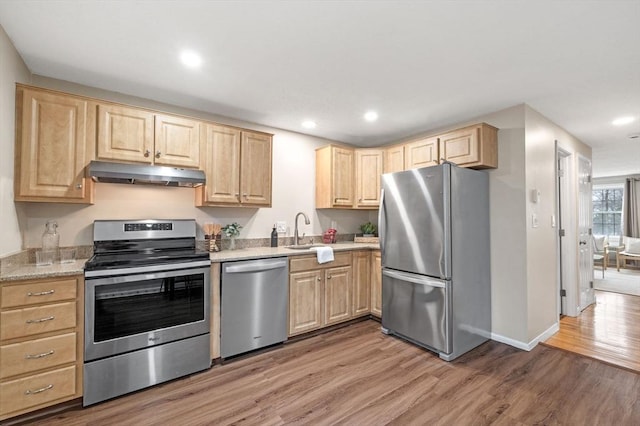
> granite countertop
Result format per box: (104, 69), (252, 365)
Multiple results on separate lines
(0, 243), (381, 282)
(209, 242), (379, 262)
(0, 259), (88, 282)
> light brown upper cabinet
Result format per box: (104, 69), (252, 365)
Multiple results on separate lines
(196, 124), (272, 207)
(404, 137), (439, 170)
(240, 131), (272, 206)
(438, 123), (497, 169)
(384, 145), (404, 174)
(316, 145), (355, 208)
(154, 114), (201, 168)
(355, 149), (383, 208)
(97, 104), (200, 168)
(14, 86), (94, 203)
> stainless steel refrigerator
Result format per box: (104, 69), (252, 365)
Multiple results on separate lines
(379, 163), (491, 361)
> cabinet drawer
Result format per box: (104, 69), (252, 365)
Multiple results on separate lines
(1, 302), (76, 341)
(0, 366), (76, 417)
(1, 278), (77, 309)
(289, 252), (351, 272)
(0, 333), (77, 379)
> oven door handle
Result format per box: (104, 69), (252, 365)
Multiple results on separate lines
(223, 259), (287, 274)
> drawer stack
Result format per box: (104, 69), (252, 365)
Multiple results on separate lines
(0, 276), (83, 421)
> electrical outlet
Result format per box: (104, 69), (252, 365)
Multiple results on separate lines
(532, 213), (539, 228)
(276, 221), (287, 233)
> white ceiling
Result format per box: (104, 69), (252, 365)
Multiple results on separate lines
(0, 0), (638, 177)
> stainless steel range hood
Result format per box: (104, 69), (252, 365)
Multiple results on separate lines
(88, 161), (206, 187)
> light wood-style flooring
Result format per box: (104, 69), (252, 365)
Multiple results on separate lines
(26, 320), (640, 425)
(543, 290), (640, 373)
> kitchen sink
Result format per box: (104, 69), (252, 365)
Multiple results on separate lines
(285, 244), (326, 250)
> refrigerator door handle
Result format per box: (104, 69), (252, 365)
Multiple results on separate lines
(378, 188), (386, 258)
(382, 269), (445, 287)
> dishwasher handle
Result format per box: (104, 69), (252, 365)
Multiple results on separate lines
(223, 258), (288, 274)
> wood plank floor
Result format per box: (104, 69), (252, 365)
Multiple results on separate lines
(23, 320), (640, 426)
(543, 290), (640, 373)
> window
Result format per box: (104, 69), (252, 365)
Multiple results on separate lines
(592, 186), (623, 237)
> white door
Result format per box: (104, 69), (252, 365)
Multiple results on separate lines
(578, 155), (595, 310)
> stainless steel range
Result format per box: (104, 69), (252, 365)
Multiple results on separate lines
(83, 219), (211, 406)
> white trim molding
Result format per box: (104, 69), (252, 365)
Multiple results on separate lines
(491, 322), (560, 351)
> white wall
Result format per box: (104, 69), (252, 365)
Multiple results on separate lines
(0, 25), (30, 256)
(406, 103), (591, 347)
(20, 76), (369, 247)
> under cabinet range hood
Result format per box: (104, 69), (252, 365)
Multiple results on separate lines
(88, 161), (206, 187)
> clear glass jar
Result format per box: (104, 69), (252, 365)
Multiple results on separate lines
(42, 220), (60, 252)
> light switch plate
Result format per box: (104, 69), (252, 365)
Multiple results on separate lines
(276, 221), (287, 233)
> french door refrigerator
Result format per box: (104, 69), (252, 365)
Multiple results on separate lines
(379, 163), (491, 361)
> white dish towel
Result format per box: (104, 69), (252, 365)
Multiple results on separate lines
(311, 246), (334, 264)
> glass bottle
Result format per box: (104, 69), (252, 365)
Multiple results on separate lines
(42, 220), (60, 253)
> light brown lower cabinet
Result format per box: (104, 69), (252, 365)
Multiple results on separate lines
(288, 252), (354, 336)
(0, 276), (84, 421)
(371, 250), (382, 317)
(352, 251), (371, 317)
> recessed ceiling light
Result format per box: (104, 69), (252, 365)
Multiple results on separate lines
(364, 111), (378, 122)
(180, 50), (202, 68)
(612, 116), (635, 126)
(302, 120), (317, 129)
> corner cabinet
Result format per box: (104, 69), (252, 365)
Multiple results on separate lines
(316, 145), (383, 209)
(96, 104), (201, 169)
(196, 124), (272, 207)
(14, 86), (94, 203)
(0, 276), (84, 421)
(315, 123), (497, 208)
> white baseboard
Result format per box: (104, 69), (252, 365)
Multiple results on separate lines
(491, 322), (559, 351)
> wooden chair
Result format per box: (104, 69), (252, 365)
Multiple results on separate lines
(616, 236), (640, 271)
(592, 235), (608, 278)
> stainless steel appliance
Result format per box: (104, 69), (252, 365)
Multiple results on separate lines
(221, 258), (288, 358)
(83, 219), (211, 406)
(88, 160), (206, 187)
(379, 163), (491, 361)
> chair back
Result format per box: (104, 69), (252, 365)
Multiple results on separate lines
(592, 235), (608, 253)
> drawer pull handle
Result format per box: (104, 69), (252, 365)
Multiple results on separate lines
(27, 289), (55, 297)
(25, 350), (55, 359)
(26, 316), (55, 324)
(25, 384), (53, 395)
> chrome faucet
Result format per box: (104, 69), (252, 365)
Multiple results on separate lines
(293, 212), (310, 245)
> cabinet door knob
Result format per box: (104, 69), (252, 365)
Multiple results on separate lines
(243, 193), (248, 198)
(76, 183), (83, 189)
(155, 151), (161, 158)
(327, 275), (332, 279)
(317, 277), (321, 281)
(144, 149), (150, 157)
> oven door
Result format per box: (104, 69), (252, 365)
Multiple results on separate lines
(85, 265), (210, 362)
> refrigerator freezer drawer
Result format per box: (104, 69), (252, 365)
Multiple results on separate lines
(381, 269), (452, 354)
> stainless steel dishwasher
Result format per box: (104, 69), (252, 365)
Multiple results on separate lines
(221, 257), (289, 358)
